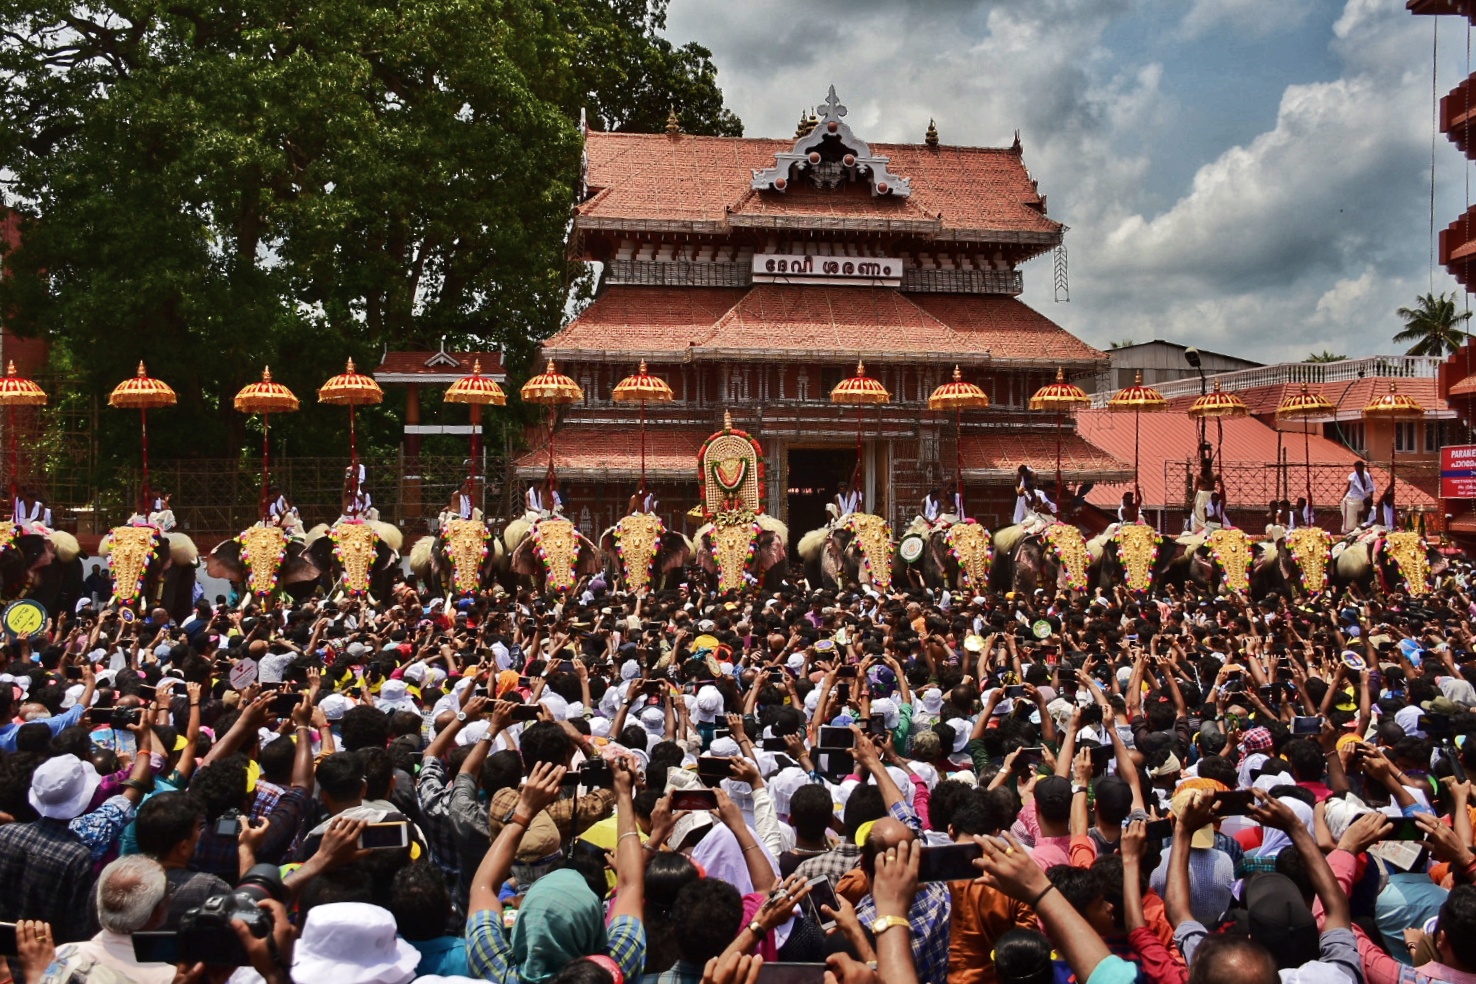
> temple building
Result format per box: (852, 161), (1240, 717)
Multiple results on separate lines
(515, 87), (1130, 544)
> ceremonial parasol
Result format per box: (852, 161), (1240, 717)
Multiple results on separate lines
(109, 362), (177, 514)
(611, 361), (673, 493)
(234, 368), (300, 521)
(0, 362), (46, 509)
(317, 359), (383, 516)
(1029, 367), (1090, 506)
(929, 366), (989, 518)
(444, 359), (507, 490)
(520, 360), (583, 485)
(1107, 372), (1167, 509)
(831, 360), (890, 498)
(1361, 382), (1425, 527)
(1275, 384), (1335, 510)
(1187, 381), (1248, 512)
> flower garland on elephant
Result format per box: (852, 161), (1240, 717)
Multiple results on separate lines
(441, 519), (490, 596)
(105, 524), (160, 607)
(712, 511), (762, 594)
(531, 518), (581, 595)
(1283, 527), (1332, 595)
(1205, 528), (1254, 595)
(1379, 531), (1430, 596)
(328, 522), (379, 597)
(1040, 524), (1090, 592)
(237, 524), (288, 598)
(943, 522), (991, 590)
(841, 513), (893, 593)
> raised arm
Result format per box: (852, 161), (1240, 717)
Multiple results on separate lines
(468, 762), (565, 915)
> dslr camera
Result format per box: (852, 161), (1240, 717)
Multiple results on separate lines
(175, 863), (284, 965)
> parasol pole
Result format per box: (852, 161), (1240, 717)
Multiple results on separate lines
(1304, 424), (1312, 507)
(140, 407), (150, 515)
(640, 399), (647, 492)
(1055, 408), (1064, 506)
(547, 407), (557, 484)
(349, 402), (359, 517)
(469, 404), (482, 490)
(7, 405), (15, 509)
(955, 407), (964, 515)
(1216, 416), (1226, 514)
(261, 412), (271, 521)
(1133, 408), (1142, 509)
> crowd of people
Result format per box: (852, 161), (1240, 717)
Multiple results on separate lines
(4, 554), (1476, 984)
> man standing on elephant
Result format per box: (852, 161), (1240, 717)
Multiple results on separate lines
(1013, 465), (1037, 525)
(831, 479), (860, 523)
(1290, 495), (1314, 530)
(1342, 460), (1375, 533)
(627, 487), (656, 515)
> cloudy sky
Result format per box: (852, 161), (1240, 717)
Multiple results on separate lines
(661, 0), (1473, 363)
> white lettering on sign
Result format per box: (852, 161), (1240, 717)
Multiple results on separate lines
(752, 252), (902, 285)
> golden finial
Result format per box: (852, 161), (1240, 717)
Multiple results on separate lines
(638, 360), (648, 373)
(665, 109), (680, 136)
(1055, 367), (1065, 381)
(345, 358), (356, 373)
(137, 361), (148, 376)
(471, 359), (482, 374)
(925, 118), (939, 149)
(1134, 371), (1143, 384)
(952, 365), (962, 381)
(5, 362), (15, 377)
(546, 359), (557, 374)
(855, 360), (866, 375)
(723, 410), (733, 430)
(262, 367), (272, 382)
(794, 110), (810, 139)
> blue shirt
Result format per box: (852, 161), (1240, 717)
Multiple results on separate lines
(0, 704), (84, 753)
(408, 935), (470, 978)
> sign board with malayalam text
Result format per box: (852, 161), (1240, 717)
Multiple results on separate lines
(751, 252), (902, 286)
(1441, 444), (1476, 498)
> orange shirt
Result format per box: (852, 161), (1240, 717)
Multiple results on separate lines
(946, 880), (1038, 984)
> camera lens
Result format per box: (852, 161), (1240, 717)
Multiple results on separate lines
(235, 862), (286, 904)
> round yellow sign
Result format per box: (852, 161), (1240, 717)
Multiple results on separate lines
(3, 600), (47, 639)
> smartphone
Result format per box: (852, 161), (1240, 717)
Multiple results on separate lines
(670, 788), (719, 811)
(510, 705), (542, 723)
(359, 821), (410, 850)
(836, 665), (857, 678)
(917, 842), (984, 882)
(269, 692), (301, 717)
(64, 665), (82, 681)
(1291, 716), (1323, 736)
(1089, 745), (1115, 773)
(1387, 817), (1427, 842)
(714, 727), (732, 741)
(1015, 747), (1045, 771)
(868, 715), (887, 737)
(755, 963), (827, 984)
(1258, 685), (1279, 704)
(0, 922), (15, 958)
(1080, 705), (1104, 726)
(131, 931), (180, 965)
(517, 676), (531, 688)
(1144, 819), (1174, 841)
(136, 684), (156, 701)
(697, 756), (735, 785)
(834, 682), (850, 704)
(761, 737), (788, 752)
(1211, 790), (1256, 816)
(814, 749), (853, 780)
(818, 726), (855, 749)
(801, 876), (840, 931)
(1005, 685), (1028, 699)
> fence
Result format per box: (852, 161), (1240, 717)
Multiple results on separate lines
(1091, 355), (1445, 407)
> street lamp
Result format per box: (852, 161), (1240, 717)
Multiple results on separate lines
(1183, 347), (1210, 473)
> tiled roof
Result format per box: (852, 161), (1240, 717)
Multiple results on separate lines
(513, 426), (705, 480)
(579, 132), (1061, 242)
(1073, 409), (1436, 512)
(960, 433), (1131, 483)
(1167, 378), (1452, 420)
(375, 350), (506, 382)
(910, 295), (1105, 365)
(542, 286), (1103, 365)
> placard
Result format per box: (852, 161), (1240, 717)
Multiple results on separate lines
(228, 659), (258, 691)
(2, 600), (47, 639)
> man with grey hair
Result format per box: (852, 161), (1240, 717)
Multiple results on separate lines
(43, 855), (176, 983)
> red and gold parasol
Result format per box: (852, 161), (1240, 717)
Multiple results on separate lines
(109, 362), (177, 514)
(1276, 384), (1335, 508)
(1362, 383), (1425, 527)
(1188, 381), (1248, 513)
(612, 361), (674, 493)
(444, 359), (507, 490)
(831, 361), (890, 498)
(234, 368), (300, 521)
(929, 366), (989, 518)
(317, 359), (383, 516)
(0, 362), (46, 508)
(1029, 367), (1091, 508)
(1107, 372), (1167, 510)
(520, 360), (583, 485)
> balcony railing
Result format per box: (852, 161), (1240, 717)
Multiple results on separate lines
(1091, 356), (1445, 407)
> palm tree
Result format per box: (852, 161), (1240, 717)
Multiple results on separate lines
(1394, 292), (1473, 355)
(1305, 350), (1346, 363)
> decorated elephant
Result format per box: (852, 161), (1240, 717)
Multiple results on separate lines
(408, 520), (504, 597)
(694, 513), (788, 594)
(1088, 524), (1188, 593)
(599, 514), (690, 593)
(303, 520), (404, 600)
(1330, 530), (1443, 595)
(206, 525), (326, 605)
(1250, 527), (1333, 599)
(991, 523), (1091, 595)
(1180, 527), (1257, 595)
(0, 526), (85, 614)
(100, 524), (199, 622)
(504, 517), (602, 595)
(797, 513), (895, 592)
(903, 521), (992, 593)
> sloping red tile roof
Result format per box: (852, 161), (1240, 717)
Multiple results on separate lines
(513, 426), (706, 480)
(960, 433), (1131, 483)
(579, 132), (1060, 243)
(910, 295), (1105, 364)
(542, 286), (1103, 365)
(1073, 409), (1435, 513)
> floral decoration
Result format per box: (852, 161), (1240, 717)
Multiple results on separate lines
(1381, 531), (1430, 596)
(842, 512), (894, 592)
(1112, 524), (1160, 592)
(614, 512), (665, 593)
(107, 524), (160, 606)
(1041, 523), (1090, 592)
(712, 509), (761, 593)
(441, 519), (490, 595)
(943, 521), (992, 589)
(531, 518), (581, 594)
(237, 523), (287, 598)
(1283, 527), (1332, 595)
(1205, 528), (1254, 594)
(329, 521), (379, 596)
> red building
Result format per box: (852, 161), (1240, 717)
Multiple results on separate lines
(516, 89), (1129, 544)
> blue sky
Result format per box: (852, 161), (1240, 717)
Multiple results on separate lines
(661, 0), (1473, 362)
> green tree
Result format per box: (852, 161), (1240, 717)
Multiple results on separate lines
(1305, 350), (1347, 363)
(1394, 292), (1473, 356)
(0, 0), (740, 467)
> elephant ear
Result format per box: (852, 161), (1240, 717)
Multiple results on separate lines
(279, 550), (324, 586)
(758, 531), (786, 574)
(659, 533), (691, 574)
(576, 534), (604, 577)
(599, 529), (617, 556)
(510, 539), (539, 578)
(205, 539), (245, 582)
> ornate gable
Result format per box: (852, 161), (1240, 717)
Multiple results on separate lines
(751, 86), (912, 198)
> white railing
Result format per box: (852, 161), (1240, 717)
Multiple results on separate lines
(1090, 355), (1446, 407)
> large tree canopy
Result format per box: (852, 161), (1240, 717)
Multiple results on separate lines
(0, 0), (740, 462)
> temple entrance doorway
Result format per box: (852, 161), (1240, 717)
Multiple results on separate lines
(785, 447), (856, 554)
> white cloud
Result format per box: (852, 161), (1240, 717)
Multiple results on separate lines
(1180, 0), (1311, 40)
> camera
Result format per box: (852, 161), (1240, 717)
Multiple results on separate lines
(213, 808), (242, 838)
(562, 759), (613, 789)
(92, 707), (141, 727)
(173, 863), (283, 965)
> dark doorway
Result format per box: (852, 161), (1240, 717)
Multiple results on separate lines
(786, 447), (857, 552)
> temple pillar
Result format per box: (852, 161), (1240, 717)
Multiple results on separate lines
(405, 383), (423, 519)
